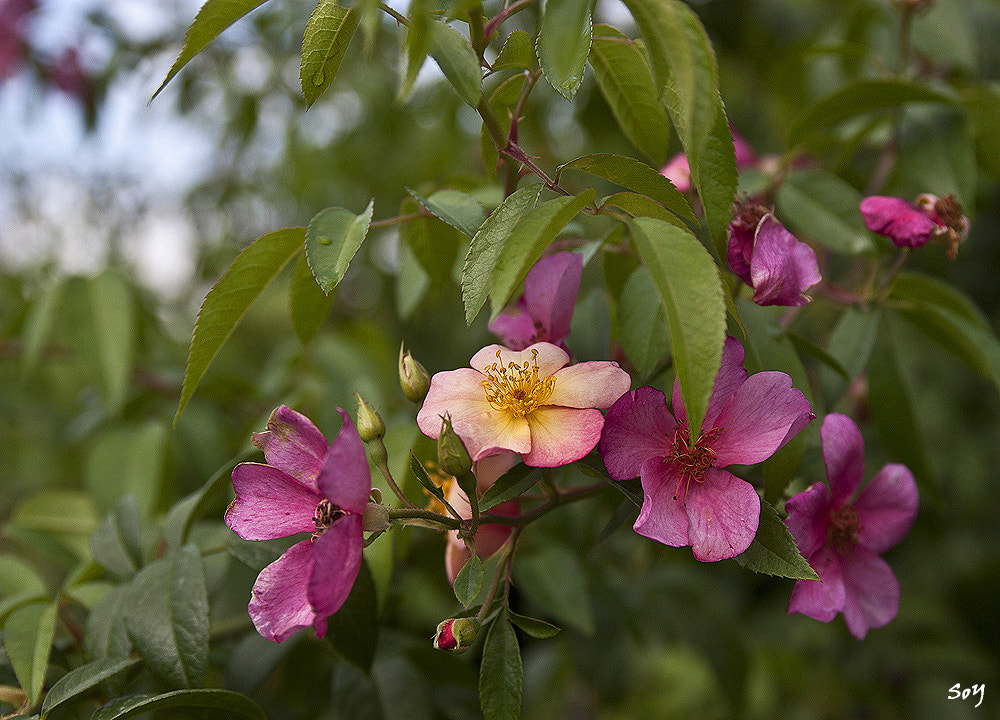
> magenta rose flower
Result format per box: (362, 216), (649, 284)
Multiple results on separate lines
(225, 406), (371, 642)
(416, 342), (631, 467)
(859, 193), (969, 258)
(785, 413), (918, 639)
(727, 204), (820, 307)
(489, 251), (583, 352)
(599, 337), (814, 561)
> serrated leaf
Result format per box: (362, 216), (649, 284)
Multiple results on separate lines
(400, 195), (461, 287)
(289, 251), (336, 345)
(408, 188), (486, 237)
(694, 102), (739, 258)
(786, 78), (959, 149)
(175, 228), (304, 425)
(536, 0), (592, 100)
(734, 499), (817, 580)
(462, 184), (543, 325)
(479, 614), (522, 720)
(90, 689), (267, 720)
(152, 0), (271, 100)
(629, 216), (725, 440)
(618, 265), (670, 380)
(479, 464), (542, 512)
(40, 657), (140, 716)
(88, 270), (135, 411)
(453, 553), (485, 608)
(300, 2), (360, 108)
(589, 24), (671, 164)
(600, 191), (685, 227)
(325, 561), (379, 672)
(513, 544), (594, 635)
(90, 495), (143, 578)
(557, 153), (697, 228)
(492, 29), (534, 72)
(507, 610), (560, 639)
(400, 0), (430, 99)
(775, 169), (874, 255)
(305, 201), (374, 294)
(123, 545), (209, 689)
(428, 19), (483, 107)
(2, 599), (57, 707)
(490, 189), (595, 320)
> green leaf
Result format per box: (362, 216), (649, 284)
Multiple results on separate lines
(300, 2), (361, 108)
(512, 545), (594, 635)
(600, 191), (686, 227)
(163, 450), (249, 549)
(123, 545), (209, 689)
(453, 553), (485, 608)
(85, 421), (167, 516)
(490, 189), (596, 320)
(88, 270), (135, 411)
(786, 78), (959, 149)
(289, 251), (337, 345)
(536, 0), (592, 100)
(0, 556), (45, 597)
(407, 188), (486, 237)
(41, 657), (140, 716)
(152, 0), (271, 100)
(629, 216), (725, 439)
(479, 464), (543, 512)
(331, 662), (385, 720)
(2, 599), (57, 707)
(557, 153), (697, 228)
(893, 108), (976, 206)
(90, 496), (143, 578)
(408, 451), (446, 504)
(400, 0), (430, 99)
(90, 690), (267, 720)
(400, 195), (461, 287)
(618, 265), (670, 381)
(20, 278), (62, 374)
(428, 19), (483, 107)
(786, 332), (850, 380)
(175, 227), (304, 425)
(83, 584), (131, 662)
(775, 169), (874, 255)
(733, 499), (817, 580)
(492, 30), (534, 72)
(305, 201), (374, 294)
(819, 307), (881, 405)
(462, 184), (542, 325)
(479, 614), (522, 720)
(589, 25), (670, 163)
(694, 101), (739, 258)
(507, 610), (560, 639)
(325, 561), (379, 672)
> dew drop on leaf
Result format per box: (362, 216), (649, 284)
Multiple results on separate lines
(318, 236), (333, 245)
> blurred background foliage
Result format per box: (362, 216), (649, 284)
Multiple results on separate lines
(2, 0), (999, 718)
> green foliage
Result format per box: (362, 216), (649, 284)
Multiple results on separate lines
(428, 19), (483, 107)
(733, 500), (818, 580)
(480, 613), (523, 720)
(300, 2), (361, 108)
(305, 202), (374, 294)
(90, 689), (267, 720)
(536, 0), (593, 100)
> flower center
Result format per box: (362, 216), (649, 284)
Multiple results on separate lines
(481, 348), (556, 418)
(667, 424), (722, 503)
(312, 498), (345, 540)
(827, 506), (860, 555)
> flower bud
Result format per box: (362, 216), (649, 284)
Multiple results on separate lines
(437, 413), (473, 478)
(355, 393), (386, 442)
(361, 501), (390, 534)
(399, 343), (431, 403)
(433, 617), (479, 652)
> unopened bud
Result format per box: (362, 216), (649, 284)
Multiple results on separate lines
(437, 414), (473, 478)
(362, 501), (390, 534)
(355, 393), (386, 442)
(433, 617), (479, 652)
(399, 343), (431, 403)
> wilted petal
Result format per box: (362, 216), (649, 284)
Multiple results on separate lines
(524, 406), (605, 467)
(840, 545), (900, 640)
(523, 252), (583, 343)
(307, 513), (363, 618)
(860, 196), (937, 248)
(712, 371), (812, 467)
(854, 463), (918, 553)
(248, 539), (319, 643)
(598, 387), (674, 482)
(787, 545), (846, 623)
(784, 481), (833, 559)
(685, 468), (760, 561)
(227, 463), (323, 540)
(633, 457), (691, 548)
(547, 360), (631, 408)
(251, 405), (329, 487)
(749, 216), (820, 306)
(317, 409), (370, 514)
(821, 413), (865, 507)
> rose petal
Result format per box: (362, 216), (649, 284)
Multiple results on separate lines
(674, 336), (748, 428)
(787, 545), (846, 623)
(749, 216), (820, 306)
(633, 457), (691, 548)
(523, 251), (583, 343)
(860, 195), (937, 248)
(784, 481), (833, 559)
(471, 342), (569, 379)
(317, 409), (371, 514)
(251, 405), (329, 487)
(488, 299), (537, 351)
(227, 463), (323, 540)
(248, 539), (319, 642)
(598, 386), (674, 482)
(820, 413), (865, 507)
(473, 451), (522, 494)
(523, 406), (605, 467)
(546, 360), (631, 409)
(307, 513), (363, 617)
(660, 152), (691, 193)
(854, 463), (918, 553)
(839, 545), (900, 640)
(685, 468), (760, 561)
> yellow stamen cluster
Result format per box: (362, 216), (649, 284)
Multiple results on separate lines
(481, 348), (556, 418)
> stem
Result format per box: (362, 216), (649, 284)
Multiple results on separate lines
(376, 455), (417, 508)
(379, 2), (411, 27)
(369, 210), (424, 228)
(478, 481), (609, 527)
(388, 506), (462, 529)
(468, 5), (489, 65)
(476, 526), (523, 621)
(477, 97), (523, 197)
(484, 0), (537, 41)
